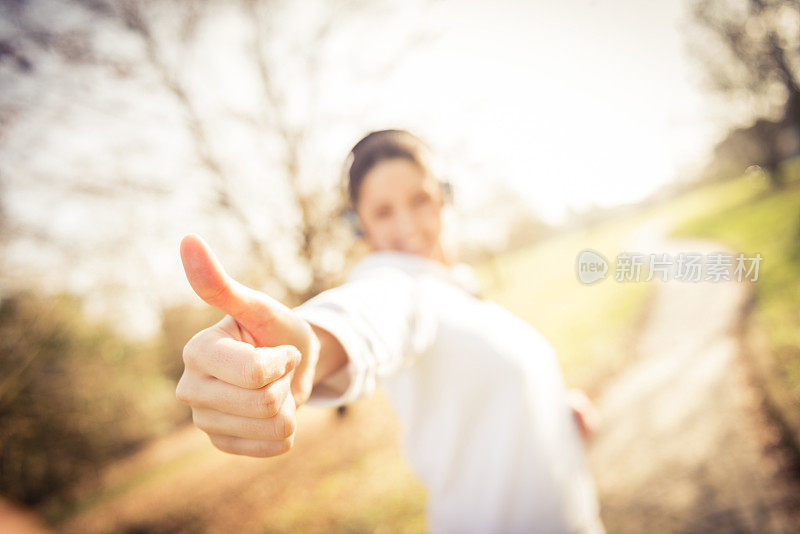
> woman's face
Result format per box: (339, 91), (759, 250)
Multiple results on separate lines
(356, 158), (444, 260)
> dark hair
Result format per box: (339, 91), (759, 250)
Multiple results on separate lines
(345, 129), (434, 207)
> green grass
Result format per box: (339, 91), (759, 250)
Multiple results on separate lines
(470, 167), (792, 392)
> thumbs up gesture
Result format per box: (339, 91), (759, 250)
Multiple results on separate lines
(175, 234), (321, 457)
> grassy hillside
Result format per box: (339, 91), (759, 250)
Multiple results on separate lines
(671, 164), (800, 452)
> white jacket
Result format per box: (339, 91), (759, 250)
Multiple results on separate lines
(294, 250), (603, 534)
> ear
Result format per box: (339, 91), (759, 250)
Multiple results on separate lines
(355, 212), (367, 239)
(342, 208), (365, 238)
(440, 180), (454, 204)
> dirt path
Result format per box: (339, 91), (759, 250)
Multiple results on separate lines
(54, 391), (423, 534)
(586, 220), (800, 533)
(0, 498), (52, 534)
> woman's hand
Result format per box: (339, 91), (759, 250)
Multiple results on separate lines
(566, 388), (601, 440)
(175, 234), (321, 457)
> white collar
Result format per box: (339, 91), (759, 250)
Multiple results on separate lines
(350, 250), (482, 296)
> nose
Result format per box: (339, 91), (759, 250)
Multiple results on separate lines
(395, 208), (417, 237)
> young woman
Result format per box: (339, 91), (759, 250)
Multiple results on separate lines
(177, 130), (604, 533)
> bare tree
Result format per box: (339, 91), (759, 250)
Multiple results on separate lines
(1, 0), (440, 316)
(108, 0), (287, 294)
(242, 0), (438, 300)
(105, 0), (439, 302)
(689, 0), (800, 186)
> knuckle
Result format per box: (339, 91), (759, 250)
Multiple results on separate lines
(244, 354), (268, 389)
(252, 442), (274, 458)
(192, 410), (212, 433)
(182, 329), (208, 368)
(191, 409), (203, 429)
(255, 386), (279, 418)
(181, 341), (195, 368)
(254, 436), (294, 457)
(292, 390), (308, 408)
(208, 434), (235, 455)
(175, 376), (192, 404)
(286, 345), (302, 370)
(273, 412), (296, 440)
(292, 377), (313, 407)
(276, 435), (294, 455)
(202, 281), (233, 310)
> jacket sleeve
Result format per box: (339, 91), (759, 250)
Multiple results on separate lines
(292, 265), (437, 408)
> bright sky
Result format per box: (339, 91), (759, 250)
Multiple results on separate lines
(347, 0), (727, 223)
(148, 0), (732, 229)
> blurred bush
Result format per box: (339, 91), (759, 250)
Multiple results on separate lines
(156, 303), (225, 382)
(0, 290), (187, 508)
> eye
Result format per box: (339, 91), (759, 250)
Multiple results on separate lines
(410, 192), (431, 207)
(373, 205), (392, 219)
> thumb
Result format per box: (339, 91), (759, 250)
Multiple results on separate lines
(179, 233), (290, 345)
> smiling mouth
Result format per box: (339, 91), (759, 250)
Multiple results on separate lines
(403, 240), (429, 253)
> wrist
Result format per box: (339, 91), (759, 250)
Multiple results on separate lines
(308, 323), (348, 386)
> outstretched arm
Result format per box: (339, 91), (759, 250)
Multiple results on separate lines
(291, 261), (437, 408)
